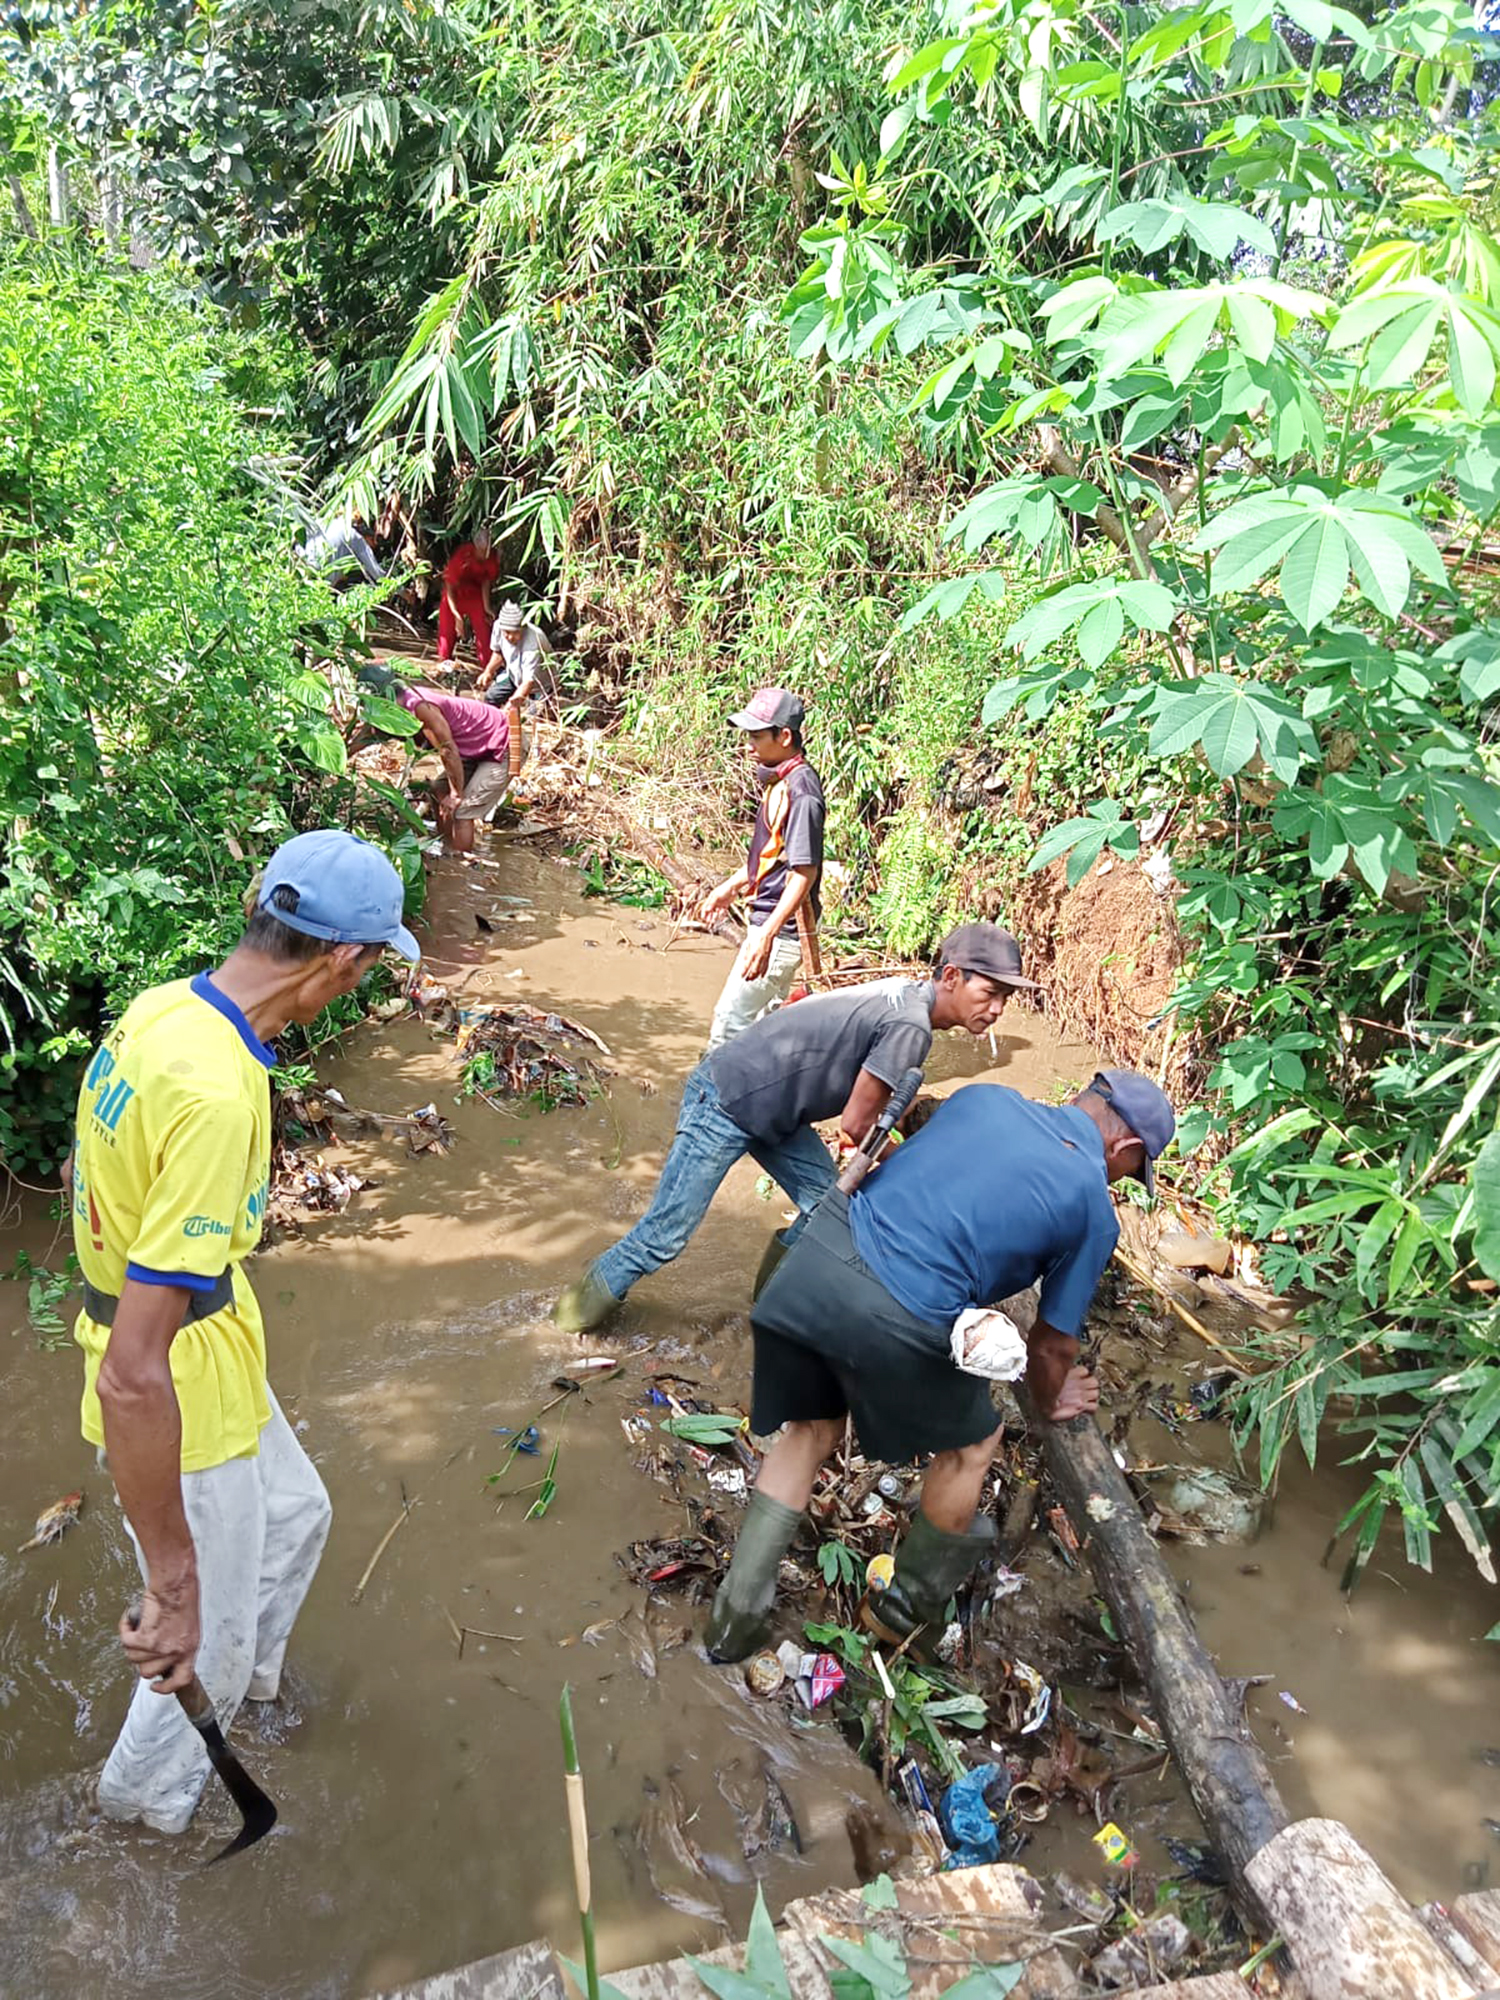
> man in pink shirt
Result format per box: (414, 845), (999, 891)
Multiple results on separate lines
(359, 667), (511, 855)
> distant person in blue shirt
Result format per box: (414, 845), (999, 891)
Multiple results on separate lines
(704, 1069), (1176, 1663)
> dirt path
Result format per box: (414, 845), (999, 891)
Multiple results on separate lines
(0, 833), (1495, 1998)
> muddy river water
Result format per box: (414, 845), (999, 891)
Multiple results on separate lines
(2, 835), (1497, 1998)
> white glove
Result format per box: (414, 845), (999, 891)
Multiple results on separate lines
(950, 1306), (1028, 1382)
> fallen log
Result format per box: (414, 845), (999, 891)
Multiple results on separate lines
(1017, 1384), (1289, 1918)
(1246, 1820), (1473, 2000)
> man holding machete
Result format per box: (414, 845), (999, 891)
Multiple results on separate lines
(70, 831), (420, 1834)
(705, 1069), (1176, 1662)
(553, 925), (1033, 1333)
(699, 687), (825, 1050)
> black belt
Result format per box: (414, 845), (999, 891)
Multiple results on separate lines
(82, 1271), (234, 1327)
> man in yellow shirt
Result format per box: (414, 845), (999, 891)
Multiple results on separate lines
(71, 829), (420, 1834)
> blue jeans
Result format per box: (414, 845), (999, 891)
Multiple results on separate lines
(592, 1062), (837, 1300)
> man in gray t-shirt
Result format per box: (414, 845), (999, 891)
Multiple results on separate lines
(553, 925), (1039, 1332)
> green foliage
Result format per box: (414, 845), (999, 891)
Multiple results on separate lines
(817, 1538), (861, 1588)
(804, 1619), (987, 1781)
(682, 1885), (1022, 2000)
(780, 0), (1500, 1575)
(574, 849), (668, 910)
(0, 248), (410, 1171)
(5, 1247), (80, 1350)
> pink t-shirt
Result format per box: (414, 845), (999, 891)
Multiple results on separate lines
(401, 685), (511, 762)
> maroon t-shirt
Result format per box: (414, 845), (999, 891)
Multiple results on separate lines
(747, 759), (825, 937)
(401, 685), (510, 762)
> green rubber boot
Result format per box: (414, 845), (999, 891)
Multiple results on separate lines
(861, 1510), (996, 1654)
(751, 1232), (788, 1304)
(705, 1491), (804, 1663)
(552, 1264), (622, 1333)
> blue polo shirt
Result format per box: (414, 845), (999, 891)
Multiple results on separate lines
(848, 1083), (1120, 1336)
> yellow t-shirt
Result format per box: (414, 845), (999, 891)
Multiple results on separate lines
(72, 974), (274, 1473)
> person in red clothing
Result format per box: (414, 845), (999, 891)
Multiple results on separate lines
(436, 526), (500, 665)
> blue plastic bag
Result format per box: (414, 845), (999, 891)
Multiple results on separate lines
(938, 1762), (1011, 1868)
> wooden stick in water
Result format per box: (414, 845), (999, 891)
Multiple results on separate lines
(351, 1490), (415, 1604)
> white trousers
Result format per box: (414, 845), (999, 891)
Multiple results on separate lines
(97, 1389), (332, 1835)
(705, 932), (803, 1052)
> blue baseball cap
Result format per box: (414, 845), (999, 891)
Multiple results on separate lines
(1091, 1069), (1176, 1196)
(258, 830), (421, 961)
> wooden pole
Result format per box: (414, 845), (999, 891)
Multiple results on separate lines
(506, 698), (524, 780)
(796, 901), (823, 983)
(1020, 1385), (1290, 1916)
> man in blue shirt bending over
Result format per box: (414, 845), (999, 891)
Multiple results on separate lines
(705, 1069), (1175, 1663)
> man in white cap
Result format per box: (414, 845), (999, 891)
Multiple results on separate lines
(68, 830), (420, 1835)
(478, 600), (549, 711)
(700, 687), (825, 1050)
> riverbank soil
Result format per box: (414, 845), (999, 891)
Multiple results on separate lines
(1, 829), (1496, 1998)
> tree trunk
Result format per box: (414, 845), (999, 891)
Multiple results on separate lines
(8, 175), (37, 239)
(1245, 1820), (1472, 2000)
(1019, 1385), (1289, 1918)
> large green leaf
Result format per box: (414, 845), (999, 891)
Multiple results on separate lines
(1028, 799), (1140, 885)
(1005, 578), (1177, 664)
(1470, 1131), (1500, 1282)
(1096, 194), (1275, 263)
(1329, 279), (1500, 416)
(1148, 674), (1316, 781)
(1195, 486), (1448, 630)
(1089, 280), (1329, 386)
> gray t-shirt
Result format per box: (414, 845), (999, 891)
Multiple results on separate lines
(708, 979), (936, 1145)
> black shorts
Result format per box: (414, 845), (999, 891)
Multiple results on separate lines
(750, 1187), (1000, 1463)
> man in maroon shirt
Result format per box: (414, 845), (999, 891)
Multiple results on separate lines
(436, 526), (500, 665)
(359, 667), (511, 855)
(700, 688), (826, 1049)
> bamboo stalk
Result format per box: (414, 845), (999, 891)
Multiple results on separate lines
(559, 1683), (600, 2000)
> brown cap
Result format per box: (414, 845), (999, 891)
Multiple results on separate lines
(938, 923), (1040, 991)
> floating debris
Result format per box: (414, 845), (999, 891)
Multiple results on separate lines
(1092, 1910), (1192, 1985)
(453, 1001), (614, 1110)
(1145, 1464), (1267, 1545)
(20, 1490), (83, 1552)
(745, 1650), (785, 1697)
(617, 1534), (725, 1594)
(774, 1641), (845, 1710)
(1093, 1820), (1139, 1868)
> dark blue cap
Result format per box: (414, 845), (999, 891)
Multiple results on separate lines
(258, 830), (420, 961)
(1091, 1069), (1176, 1196)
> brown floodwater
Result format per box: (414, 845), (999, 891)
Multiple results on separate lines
(1, 836), (1496, 1998)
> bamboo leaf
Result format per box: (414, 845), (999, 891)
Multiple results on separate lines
(1419, 1434), (1497, 1582)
